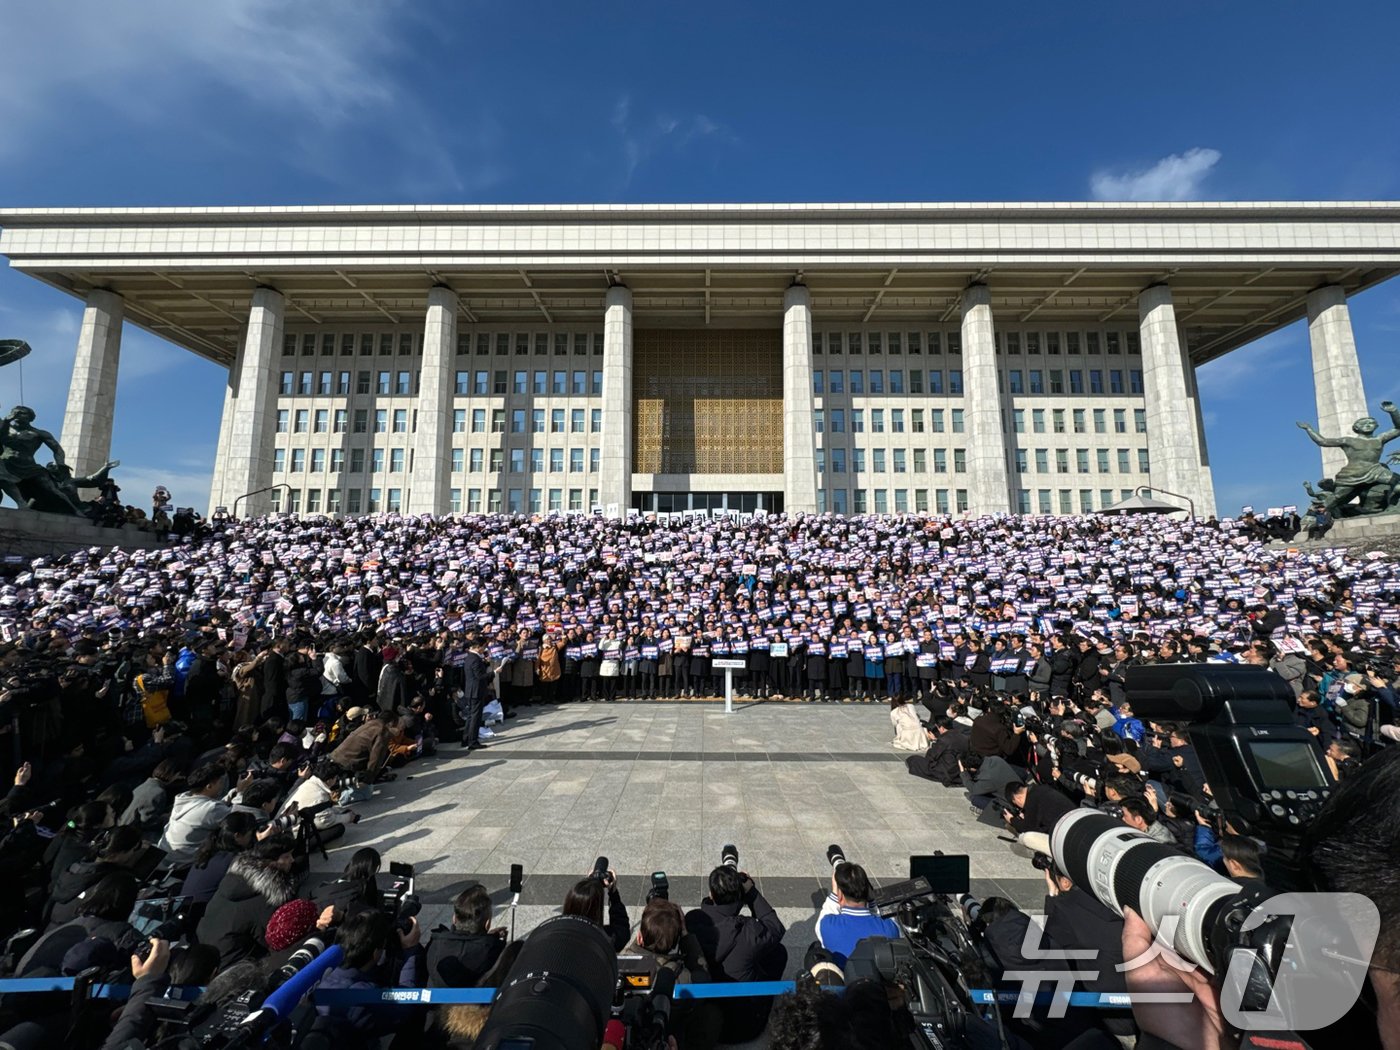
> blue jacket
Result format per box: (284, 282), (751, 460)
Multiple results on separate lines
(1112, 714), (1145, 744)
(1194, 825), (1223, 870)
(816, 896), (900, 968)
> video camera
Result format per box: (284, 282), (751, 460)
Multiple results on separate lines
(827, 849), (986, 1050)
(379, 860), (420, 931)
(1125, 663), (1331, 887)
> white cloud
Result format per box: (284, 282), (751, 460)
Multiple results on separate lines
(611, 93), (730, 186)
(1091, 148), (1222, 202)
(0, 1), (480, 194)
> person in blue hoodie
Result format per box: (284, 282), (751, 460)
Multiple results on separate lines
(1111, 699), (1145, 745)
(815, 861), (899, 968)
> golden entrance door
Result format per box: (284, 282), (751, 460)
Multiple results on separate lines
(632, 329), (783, 475)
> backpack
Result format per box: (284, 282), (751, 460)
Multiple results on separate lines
(133, 673), (172, 728)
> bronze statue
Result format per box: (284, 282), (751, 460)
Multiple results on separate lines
(1296, 401), (1400, 517)
(0, 406), (86, 513)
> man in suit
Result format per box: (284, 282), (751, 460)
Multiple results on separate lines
(458, 640), (493, 753)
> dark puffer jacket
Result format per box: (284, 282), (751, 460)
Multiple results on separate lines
(195, 853), (298, 964)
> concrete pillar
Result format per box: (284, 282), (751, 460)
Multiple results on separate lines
(959, 284), (1011, 514)
(1185, 361), (1218, 518)
(407, 286), (457, 515)
(209, 375), (238, 513)
(1306, 285), (1369, 478)
(598, 285), (633, 515)
(782, 285), (819, 515)
(217, 288), (284, 516)
(1139, 284), (1208, 514)
(59, 289), (123, 477)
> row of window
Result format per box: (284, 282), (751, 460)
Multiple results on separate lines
(272, 446), (603, 476)
(811, 367), (1143, 397)
(281, 331), (608, 358)
(277, 368), (605, 399)
(810, 330), (1141, 357)
(817, 448), (969, 474)
(1018, 489), (1141, 514)
(817, 489), (970, 514)
(280, 328), (1140, 364)
(1014, 448), (1150, 474)
(1012, 407), (1147, 435)
(269, 486), (603, 516)
(275, 406), (606, 436)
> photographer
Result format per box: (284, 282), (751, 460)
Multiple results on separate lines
(686, 859), (787, 1043)
(970, 700), (1024, 761)
(425, 882), (504, 988)
(314, 908), (426, 1045)
(815, 861), (898, 967)
(627, 897), (722, 1050)
(195, 834), (300, 964)
(1002, 780), (1076, 850)
(960, 751), (1025, 811)
(1119, 795), (1175, 844)
(905, 716), (970, 785)
(157, 761), (249, 863)
(563, 867), (631, 951)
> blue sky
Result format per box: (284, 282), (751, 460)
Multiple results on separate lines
(1, 1), (1398, 514)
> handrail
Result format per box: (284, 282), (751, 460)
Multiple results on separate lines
(231, 482), (292, 520)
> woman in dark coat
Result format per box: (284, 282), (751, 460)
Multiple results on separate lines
(804, 639), (827, 702)
(19, 873), (142, 975)
(195, 836), (299, 964)
(180, 812), (260, 907)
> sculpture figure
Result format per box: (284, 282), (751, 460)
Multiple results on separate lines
(1296, 401), (1400, 517)
(0, 406), (85, 514)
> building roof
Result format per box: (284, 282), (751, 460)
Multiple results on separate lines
(2, 201), (1397, 366)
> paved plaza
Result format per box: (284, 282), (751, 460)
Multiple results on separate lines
(310, 701), (1043, 966)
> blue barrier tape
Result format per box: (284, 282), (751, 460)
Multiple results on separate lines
(0, 978), (1133, 1009)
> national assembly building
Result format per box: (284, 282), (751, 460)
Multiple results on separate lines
(2, 201), (1397, 520)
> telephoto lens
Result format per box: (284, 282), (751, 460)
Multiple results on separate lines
(475, 915), (620, 1050)
(591, 856), (610, 882)
(1050, 809), (1240, 974)
(721, 844), (739, 869)
(827, 844), (846, 869)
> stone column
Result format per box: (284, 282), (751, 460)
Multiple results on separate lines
(208, 375), (238, 513)
(1306, 285), (1369, 478)
(782, 285), (819, 515)
(959, 284), (1011, 514)
(407, 286), (457, 515)
(59, 289), (123, 477)
(217, 287), (284, 516)
(1185, 362), (1218, 518)
(1139, 284), (1207, 514)
(598, 285), (633, 515)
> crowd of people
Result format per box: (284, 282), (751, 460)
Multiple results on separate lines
(0, 507), (1396, 1048)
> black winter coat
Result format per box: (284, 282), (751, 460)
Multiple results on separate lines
(685, 890), (785, 983)
(1011, 784), (1077, 837)
(195, 853), (298, 964)
(425, 927), (505, 988)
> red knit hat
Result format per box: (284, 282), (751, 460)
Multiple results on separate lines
(265, 898), (320, 952)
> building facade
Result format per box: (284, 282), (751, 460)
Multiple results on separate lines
(2, 201), (1397, 519)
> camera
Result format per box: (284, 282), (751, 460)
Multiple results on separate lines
(1049, 808), (1377, 1033)
(1125, 664), (1332, 887)
(721, 843), (739, 869)
(827, 843), (846, 869)
(590, 855), (611, 884)
(379, 861), (420, 931)
(646, 870), (669, 903)
(1029, 851), (1054, 872)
